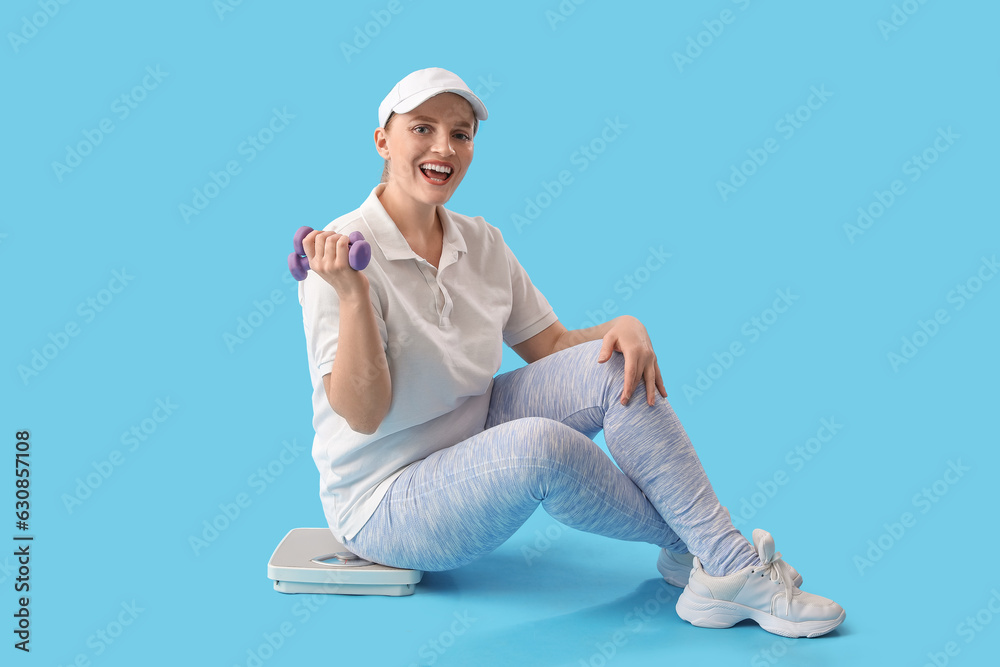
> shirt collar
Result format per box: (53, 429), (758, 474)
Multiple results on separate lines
(360, 183), (467, 263)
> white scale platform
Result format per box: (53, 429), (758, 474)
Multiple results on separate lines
(267, 528), (423, 597)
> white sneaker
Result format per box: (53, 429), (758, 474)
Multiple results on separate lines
(656, 548), (698, 587)
(675, 529), (844, 638)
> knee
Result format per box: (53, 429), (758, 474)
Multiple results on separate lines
(568, 339), (629, 381)
(510, 417), (608, 482)
(497, 417), (609, 500)
(590, 341), (651, 399)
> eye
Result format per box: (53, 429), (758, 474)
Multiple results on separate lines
(413, 125), (430, 134)
(455, 132), (471, 141)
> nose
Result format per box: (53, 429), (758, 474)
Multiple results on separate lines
(431, 129), (455, 157)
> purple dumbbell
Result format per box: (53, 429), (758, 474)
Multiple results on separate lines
(288, 226), (371, 281)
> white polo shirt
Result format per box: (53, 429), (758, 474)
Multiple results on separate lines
(298, 183), (559, 542)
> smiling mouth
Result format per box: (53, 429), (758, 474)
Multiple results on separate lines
(419, 165), (453, 184)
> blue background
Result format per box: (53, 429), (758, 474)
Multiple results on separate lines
(3, 1), (998, 665)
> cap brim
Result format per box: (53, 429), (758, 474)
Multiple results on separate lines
(393, 87), (488, 122)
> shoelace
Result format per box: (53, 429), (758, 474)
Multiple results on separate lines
(753, 550), (796, 616)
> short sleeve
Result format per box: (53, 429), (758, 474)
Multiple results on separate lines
(501, 242), (558, 347)
(299, 273), (387, 378)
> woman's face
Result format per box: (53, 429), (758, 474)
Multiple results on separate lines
(376, 92), (475, 206)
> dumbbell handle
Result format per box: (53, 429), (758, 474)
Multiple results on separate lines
(288, 226), (371, 281)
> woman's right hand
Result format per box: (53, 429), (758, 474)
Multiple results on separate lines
(302, 230), (370, 300)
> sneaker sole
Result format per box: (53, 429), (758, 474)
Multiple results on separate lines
(675, 588), (845, 638)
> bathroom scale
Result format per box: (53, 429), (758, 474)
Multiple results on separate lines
(267, 528), (423, 596)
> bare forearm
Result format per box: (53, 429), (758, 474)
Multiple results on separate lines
(326, 297), (391, 434)
(553, 317), (626, 353)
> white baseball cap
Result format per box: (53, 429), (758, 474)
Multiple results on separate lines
(378, 67), (488, 131)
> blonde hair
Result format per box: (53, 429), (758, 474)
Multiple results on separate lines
(379, 106), (479, 183)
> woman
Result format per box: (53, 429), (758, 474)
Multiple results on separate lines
(296, 67), (844, 638)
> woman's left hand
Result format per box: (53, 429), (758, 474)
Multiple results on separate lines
(597, 316), (668, 406)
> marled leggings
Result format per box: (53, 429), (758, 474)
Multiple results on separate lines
(342, 339), (758, 576)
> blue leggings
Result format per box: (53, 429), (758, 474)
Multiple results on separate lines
(342, 339), (759, 576)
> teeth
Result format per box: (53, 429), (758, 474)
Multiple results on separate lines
(420, 163), (452, 174)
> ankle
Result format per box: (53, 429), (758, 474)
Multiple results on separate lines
(704, 547), (762, 577)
